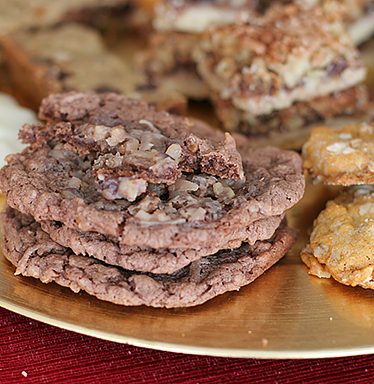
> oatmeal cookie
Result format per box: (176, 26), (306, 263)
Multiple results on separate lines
(303, 122), (374, 185)
(301, 187), (374, 289)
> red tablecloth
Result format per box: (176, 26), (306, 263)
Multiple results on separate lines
(1, 307), (373, 384)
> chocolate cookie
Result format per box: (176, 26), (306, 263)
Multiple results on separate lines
(2, 208), (295, 308)
(41, 214), (284, 274)
(21, 92), (244, 183)
(0, 144), (304, 249)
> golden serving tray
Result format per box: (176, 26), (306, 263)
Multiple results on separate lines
(0, 33), (373, 360)
(1, 182), (374, 359)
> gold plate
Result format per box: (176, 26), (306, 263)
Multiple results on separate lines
(1, 183), (374, 359)
(0, 33), (374, 360)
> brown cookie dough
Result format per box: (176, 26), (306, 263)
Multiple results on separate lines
(301, 187), (374, 290)
(303, 122), (374, 186)
(2, 208), (295, 308)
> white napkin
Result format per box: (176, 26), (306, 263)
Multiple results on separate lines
(0, 93), (36, 167)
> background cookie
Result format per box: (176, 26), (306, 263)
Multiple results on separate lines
(303, 122), (374, 185)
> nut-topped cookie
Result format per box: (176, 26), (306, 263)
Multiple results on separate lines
(301, 187), (374, 289)
(0, 139), (303, 248)
(303, 122), (374, 186)
(195, 4), (368, 135)
(22, 92), (244, 184)
(280, 0), (374, 44)
(140, 0), (260, 100)
(0, 91), (304, 307)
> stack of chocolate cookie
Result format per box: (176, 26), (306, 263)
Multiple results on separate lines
(0, 92), (304, 308)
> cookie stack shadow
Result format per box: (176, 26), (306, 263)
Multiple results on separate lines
(0, 92), (305, 308)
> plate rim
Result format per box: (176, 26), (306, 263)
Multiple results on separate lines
(2, 296), (374, 360)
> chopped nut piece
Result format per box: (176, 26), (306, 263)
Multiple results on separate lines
(94, 125), (111, 141)
(165, 143), (182, 161)
(172, 179), (199, 192)
(106, 126), (128, 147)
(139, 119), (158, 131)
(213, 182), (235, 200)
(100, 177), (148, 202)
(67, 176), (82, 189)
(180, 206), (207, 222)
(118, 178), (148, 202)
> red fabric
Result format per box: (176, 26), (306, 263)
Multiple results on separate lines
(0, 307), (373, 384)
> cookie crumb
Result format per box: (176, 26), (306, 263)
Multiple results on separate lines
(262, 338), (268, 347)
